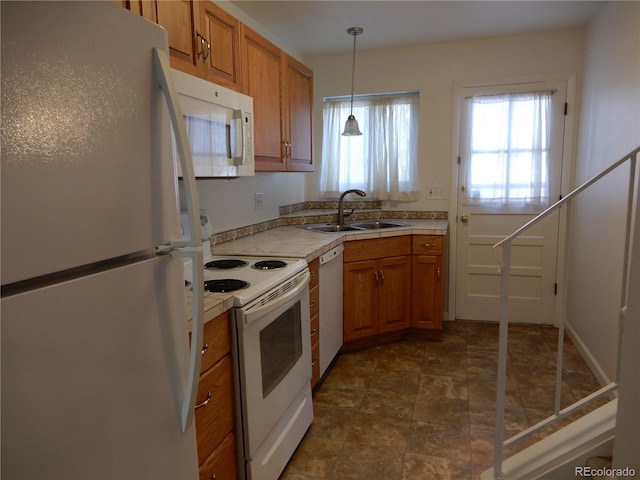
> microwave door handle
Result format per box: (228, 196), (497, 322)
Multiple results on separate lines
(232, 109), (244, 165)
(153, 48), (200, 249)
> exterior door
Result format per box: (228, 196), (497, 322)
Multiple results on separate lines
(455, 81), (567, 324)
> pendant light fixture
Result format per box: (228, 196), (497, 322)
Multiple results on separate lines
(342, 26), (363, 136)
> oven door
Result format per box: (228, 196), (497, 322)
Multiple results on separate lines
(235, 270), (311, 458)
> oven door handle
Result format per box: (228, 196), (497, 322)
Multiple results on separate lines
(241, 271), (310, 325)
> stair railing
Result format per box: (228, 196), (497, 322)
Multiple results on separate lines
(490, 146), (640, 479)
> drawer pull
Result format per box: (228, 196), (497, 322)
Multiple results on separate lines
(422, 243), (436, 248)
(437, 267), (441, 281)
(194, 391), (212, 410)
(201, 343), (209, 355)
(311, 328), (318, 336)
(310, 301), (317, 308)
(374, 271), (379, 283)
(311, 358), (318, 366)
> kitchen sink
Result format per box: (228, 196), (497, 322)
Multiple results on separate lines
(301, 224), (363, 233)
(301, 220), (410, 233)
(349, 220), (408, 229)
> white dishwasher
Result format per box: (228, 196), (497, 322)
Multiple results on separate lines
(319, 244), (344, 376)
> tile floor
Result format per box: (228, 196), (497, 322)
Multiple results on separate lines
(281, 320), (612, 480)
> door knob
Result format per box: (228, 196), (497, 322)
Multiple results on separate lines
(460, 214), (469, 224)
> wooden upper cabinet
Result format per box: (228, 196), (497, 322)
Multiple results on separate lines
(198, 2), (241, 90)
(127, 0), (157, 22)
(241, 24), (285, 171)
(284, 55), (313, 172)
(122, 1), (313, 172)
(155, 0), (200, 75)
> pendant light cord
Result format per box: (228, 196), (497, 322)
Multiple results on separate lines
(349, 31), (357, 116)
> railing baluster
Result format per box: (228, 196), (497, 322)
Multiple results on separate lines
(489, 146), (639, 479)
(494, 239), (511, 479)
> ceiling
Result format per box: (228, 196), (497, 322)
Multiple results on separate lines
(230, 0), (606, 57)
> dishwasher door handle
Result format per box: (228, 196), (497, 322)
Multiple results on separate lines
(319, 244), (345, 265)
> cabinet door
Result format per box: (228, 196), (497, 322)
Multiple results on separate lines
(284, 55), (313, 172)
(156, 0), (200, 76)
(127, 0), (157, 22)
(378, 256), (412, 333)
(195, 355), (234, 463)
(411, 255), (444, 330)
(343, 260), (378, 341)
(241, 25), (285, 171)
(199, 1), (241, 90)
(199, 431), (238, 480)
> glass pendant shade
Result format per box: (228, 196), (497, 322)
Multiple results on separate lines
(342, 114), (362, 136)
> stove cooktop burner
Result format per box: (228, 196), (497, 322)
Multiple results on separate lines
(204, 279), (250, 293)
(205, 259), (249, 270)
(253, 260), (288, 270)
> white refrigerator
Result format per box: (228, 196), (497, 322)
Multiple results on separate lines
(1, 2), (205, 479)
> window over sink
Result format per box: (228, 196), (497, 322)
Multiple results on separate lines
(320, 91), (420, 201)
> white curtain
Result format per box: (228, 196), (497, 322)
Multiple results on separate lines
(320, 92), (419, 200)
(463, 91), (552, 208)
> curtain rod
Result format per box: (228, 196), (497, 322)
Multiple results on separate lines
(324, 90), (419, 103)
(464, 89), (557, 100)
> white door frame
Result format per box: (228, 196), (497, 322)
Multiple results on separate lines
(448, 72), (577, 325)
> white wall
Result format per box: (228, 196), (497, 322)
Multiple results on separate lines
(305, 29), (586, 210)
(567, 2), (640, 382)
(188, 173), (306, 233)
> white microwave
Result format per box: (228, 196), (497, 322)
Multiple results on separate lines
(171, 69), (254, 177)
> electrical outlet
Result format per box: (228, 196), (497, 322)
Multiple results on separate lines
(255, 192), (264, 210)
(426, 185), (447, 200)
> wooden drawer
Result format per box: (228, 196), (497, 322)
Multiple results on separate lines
(344, 236), (411, 262)
(309, 284), (319, 319)
(412, 235), (444, 255)
(311, 339), (320, 387)
(310, 313), (319, 343)
(198, 311), (231, 374)
(195, 355), (234, 463)
(199, 431), (238, 480)
(309, 258), (319, 288)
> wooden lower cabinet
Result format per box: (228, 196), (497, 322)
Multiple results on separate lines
(308, 258), (320, 387)
(343, 237), (412, 342)
(191, 311), (239, 479)
(412, 255), (444, 330)
(198, 431), (238, 480)
(412, 235), (445, 330)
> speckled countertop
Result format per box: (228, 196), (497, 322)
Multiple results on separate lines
(186, 218), (448, 326)
(210, 219), (448, 262)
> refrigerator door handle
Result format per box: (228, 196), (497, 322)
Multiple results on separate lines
(171, 248), (204, 432)
(153, 48), (200, 249)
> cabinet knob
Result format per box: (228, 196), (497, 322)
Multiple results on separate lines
(311, 328), (318, 336)
(201, 343), (209, 355)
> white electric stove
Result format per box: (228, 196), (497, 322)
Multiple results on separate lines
(186, 241), (313, 480)
(184, 241), (308, 307)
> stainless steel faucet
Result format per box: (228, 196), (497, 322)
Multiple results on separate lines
(337, 189), (367, 226)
